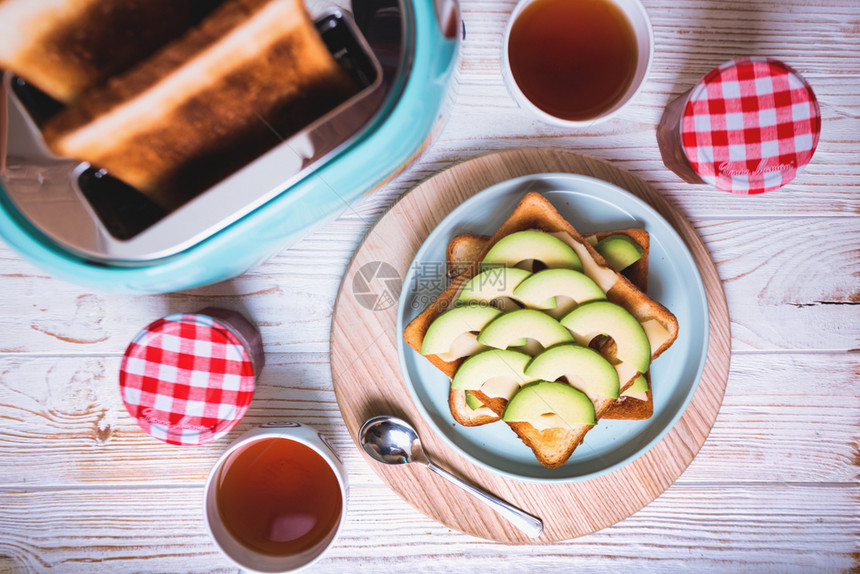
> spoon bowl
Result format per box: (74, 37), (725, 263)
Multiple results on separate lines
(359, 416), (422, 466)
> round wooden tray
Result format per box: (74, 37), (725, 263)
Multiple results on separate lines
(330, 148), (730, 543)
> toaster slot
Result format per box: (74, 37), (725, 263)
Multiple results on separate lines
(2, 5), (395, 261)
(66, 8), (383, 241)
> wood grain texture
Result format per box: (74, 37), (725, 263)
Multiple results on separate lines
(1, 484), (857, 573)
(330, 148), (732, 542)
(2, 215), (856, 354)
(0, 353), (855, 488)
(700, 218), (860, 351)
(0, 0), (857, 569)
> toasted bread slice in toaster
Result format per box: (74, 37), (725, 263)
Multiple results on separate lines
(0, 0), (221, 104)
(41, 0), (360, 209)
(403, 192), (678, 468)
(444, 228), (654, 424)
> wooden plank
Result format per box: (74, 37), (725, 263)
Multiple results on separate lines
(0, 260), (342, 355)
(695, 218), (860, 352)
(0, 484), (856, 573)
(0, 353), (855, 488)
(1, 215), (857, 355)
(0, 354), (345, 487)
(679, 353), (860, 483)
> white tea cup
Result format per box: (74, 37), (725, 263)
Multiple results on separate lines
(203, 422), (347, 573)
(501, 0), (654, 127)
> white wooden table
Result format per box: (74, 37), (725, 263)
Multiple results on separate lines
(1, 0), (858, 571)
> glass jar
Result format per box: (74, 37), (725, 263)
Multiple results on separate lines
(657, 57), (821, 194)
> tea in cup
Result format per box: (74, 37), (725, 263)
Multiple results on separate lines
(203, 423), (347, 573)
(502, 0), (653, 126)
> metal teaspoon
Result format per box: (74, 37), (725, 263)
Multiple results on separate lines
(358, 415), (544, 538)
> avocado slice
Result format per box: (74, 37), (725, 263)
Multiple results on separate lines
(621, 374), (649, 398)
(525, 343), (620, 402)
(421, 305), (501, 356)
(560, 301), (651, 375)
(477, 309), (574, 351)
(503, 381), (595, 430)
(482, 230), (582, 272)
(512, 268), (606, 311)
(451, 349), (538, 399)
(458, 267), (531, 305)
(594, 234), (644, 271)
(464, 391), (484, 410)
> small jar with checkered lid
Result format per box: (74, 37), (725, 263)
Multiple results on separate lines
(657, 57), (821, 195)
(119, 308), (265, 446)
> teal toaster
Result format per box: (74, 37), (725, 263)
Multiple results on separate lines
(0, 0), (459, 293)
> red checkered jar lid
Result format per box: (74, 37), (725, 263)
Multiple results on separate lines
(120, 313), (257, 446)
(680, 57), (820, 194)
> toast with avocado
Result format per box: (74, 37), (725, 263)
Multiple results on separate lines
(445, 228), (654, 422)
(402, 192), (678, 468)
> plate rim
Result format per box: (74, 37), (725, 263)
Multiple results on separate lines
(395, 172), (711, 483)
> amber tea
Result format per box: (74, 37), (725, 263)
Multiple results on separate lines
(507, 0), (639, 121)
(215, 437), (343, 557)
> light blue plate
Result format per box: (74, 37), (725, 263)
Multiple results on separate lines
(395, 174), (710, 483)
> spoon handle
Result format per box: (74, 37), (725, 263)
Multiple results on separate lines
(426, 461), (543, 538)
